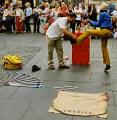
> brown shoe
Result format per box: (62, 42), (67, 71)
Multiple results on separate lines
(59, 65), (70, 69)
(48, 65), (55, 69)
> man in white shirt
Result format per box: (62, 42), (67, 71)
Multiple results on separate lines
(46, 13), (76, 69)
(73, 4), (82, 32)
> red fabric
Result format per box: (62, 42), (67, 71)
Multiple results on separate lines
(59, 7), (68, 17)
(16, 16), (23, 33)
(49, 18), (55, 24)
(44, 26), (48, 35)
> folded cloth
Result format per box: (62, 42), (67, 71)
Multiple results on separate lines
(48, 91), (108, 118)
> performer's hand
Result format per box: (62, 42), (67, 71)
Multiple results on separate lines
(71, 34), (76, 39)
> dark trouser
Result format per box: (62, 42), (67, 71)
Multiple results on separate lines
(5, 20), (12, 33)
(12, 17), (15, 32)
(75, 20), (81, 27)
(33, 16), (40, 33)
(25, 16), (31, 32)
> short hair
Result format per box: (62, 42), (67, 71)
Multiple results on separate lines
(67, 13), (77, 18)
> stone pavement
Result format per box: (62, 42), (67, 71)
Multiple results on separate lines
(0, 33), (117, 120)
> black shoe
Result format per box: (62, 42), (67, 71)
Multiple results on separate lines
(104, 65), (111, 71)
(59, 65), (70, 69)
(32, 65), (41, 72)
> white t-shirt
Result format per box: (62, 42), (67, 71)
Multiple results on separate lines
(112, 10), (117, 18)
(74, 7), (82, 21)
(16, 9), (21, 16)
(46, 17), (67, 38)
(51, 8), (59, 20)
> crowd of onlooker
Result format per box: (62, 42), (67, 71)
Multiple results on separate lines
(0, 0), (117, 37)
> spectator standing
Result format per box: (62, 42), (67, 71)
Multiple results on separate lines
(96, 2), (101, 19)
(68, 4), (74, 33)
(18, 0), (25, 11)
(51, 4), (59, 21)
(88, 3), (97, 22)
(108, 2), (115, 15)
(40, 3), (50, 33)
(10, 3), (15, 32)
(59, 2), (68, 17)
(0, 5), (2, 28)
(0, 4), (5, 29)
(68, 4), (73, 13)
(24, 2), (32, 33)
(3, 4), (13, 33)
(40, 2), (45, 11)
(14, 4), (24, 33)
(42, 2), (51, 18)
(111, 5), (117, 30)
(33, 5), (41, 33)
(81, 3), (88, 20)
(73, 4), (82, 32)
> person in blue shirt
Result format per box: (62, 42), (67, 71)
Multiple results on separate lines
(108, 2), (115, 15)
(76, 3), (112, 71)
(24, 2), (32, 33)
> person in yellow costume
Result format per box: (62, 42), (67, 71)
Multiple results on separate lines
(76, 3), (112, 71)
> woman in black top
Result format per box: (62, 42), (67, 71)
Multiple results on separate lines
(88, 3), (97, 22)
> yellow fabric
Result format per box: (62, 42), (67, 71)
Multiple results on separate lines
(2, 55), (22, 70)
(49, 91), (108, 118)
(76, 29), (111, 65)
(2, 55), (22, 64)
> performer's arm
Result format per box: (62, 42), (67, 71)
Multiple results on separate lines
(90, 14), (103, 27)
(61, 28), (76, 39)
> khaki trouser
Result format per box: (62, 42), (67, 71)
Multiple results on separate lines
(47, 36), (65, 66)
(76, 29), (111, 65)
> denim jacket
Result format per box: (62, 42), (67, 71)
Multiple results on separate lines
(90, 11), (112, 29)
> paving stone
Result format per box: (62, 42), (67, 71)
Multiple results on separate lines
(0, 33), (117, 120)
(91, 72), (117, 84)
(109, 82), (117, 91)
(0, 86), (17, 100)
(10, 87), (58, 103)
(44, 81), (106, 93)
(0, 46), (40, 65)
(0, 100), (29, 120)
(21, 101), (73, 120)
(73, 106), (117, 120)
(107, 91), (115, 105)
(38, 70), (91, 82)
(113, 92), (117, 105)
